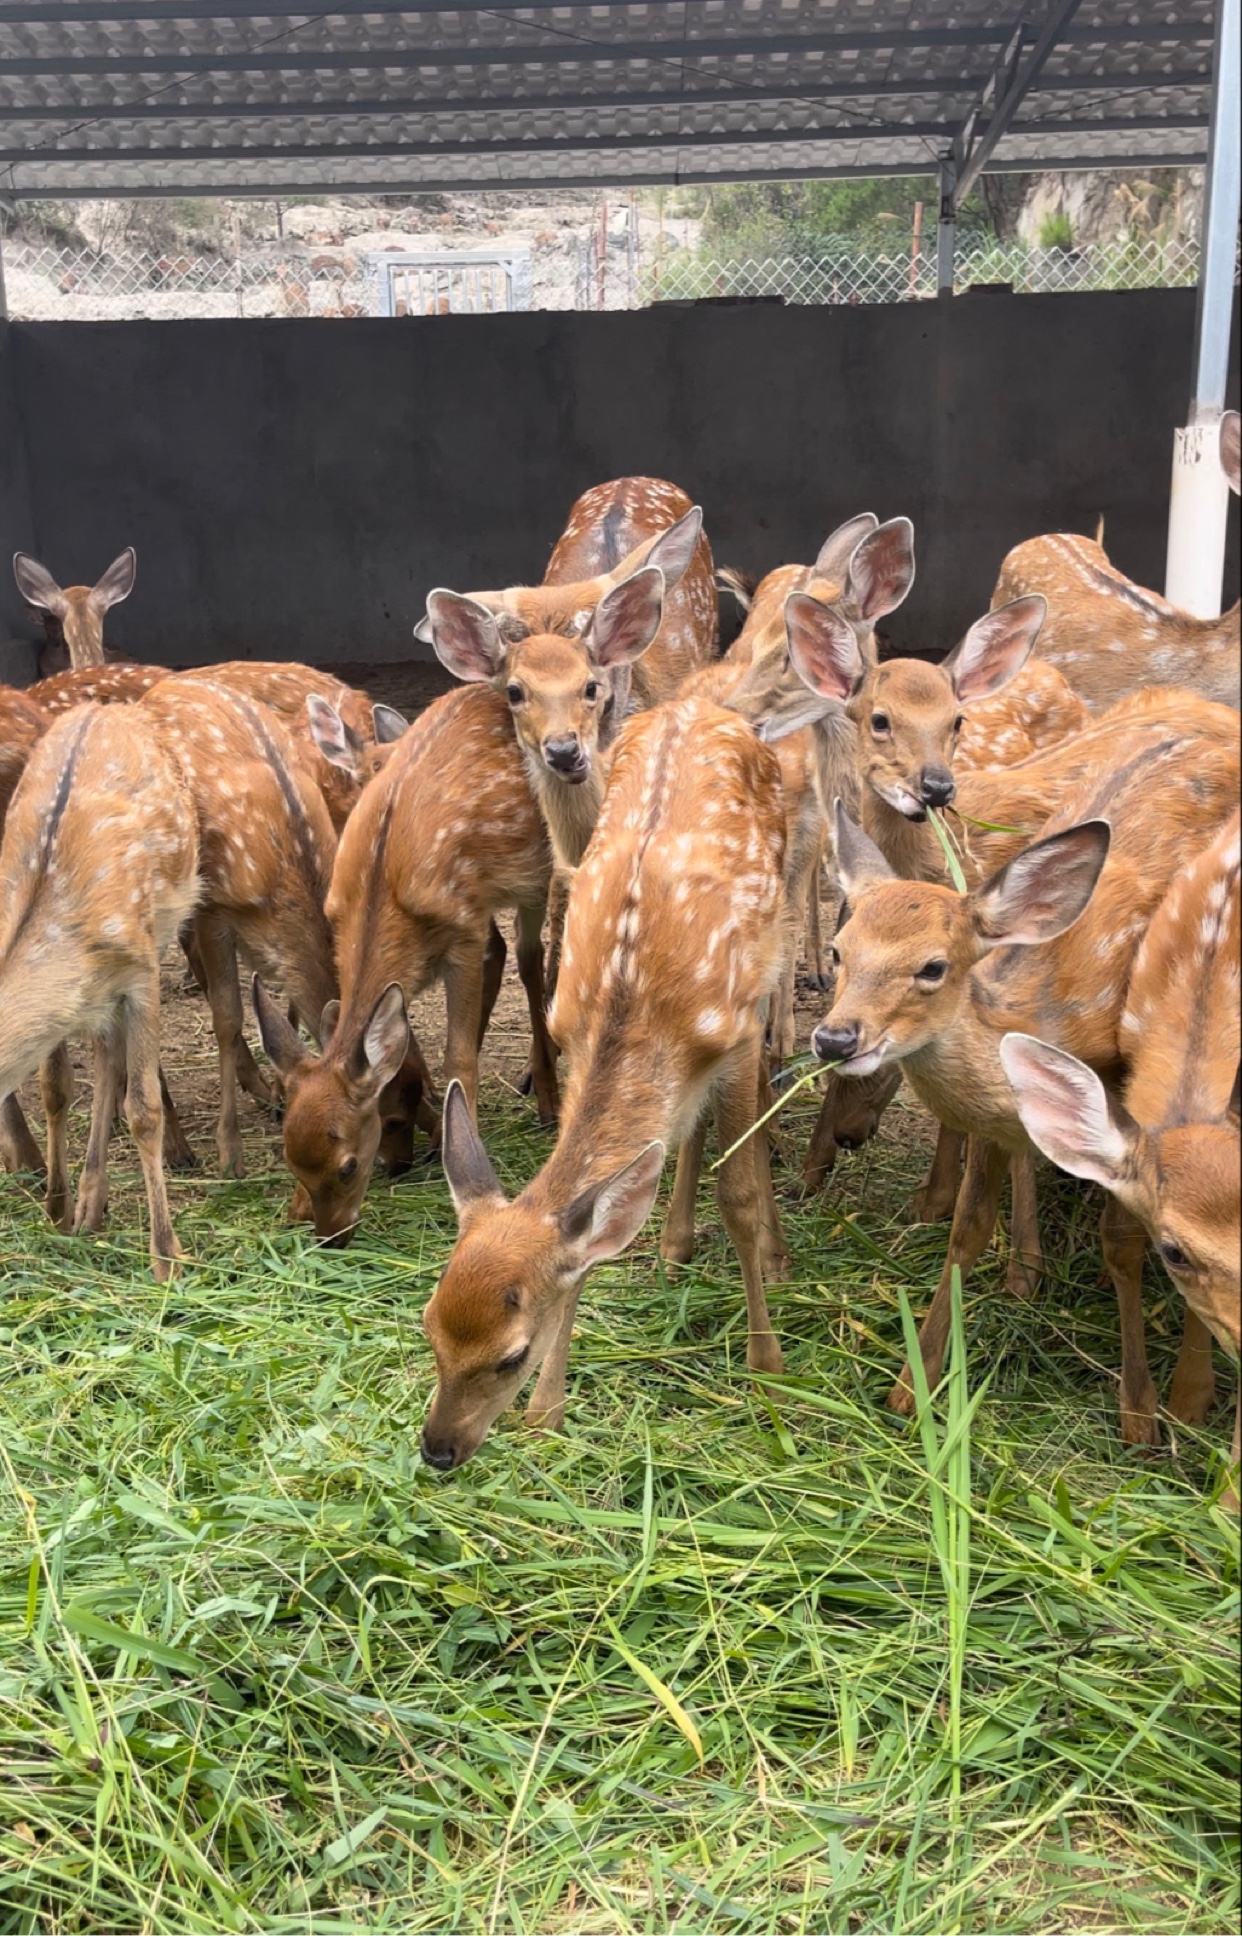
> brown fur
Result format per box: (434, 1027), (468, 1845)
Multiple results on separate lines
(31, 662), (166, 713)
(420, 696), (789, 1467)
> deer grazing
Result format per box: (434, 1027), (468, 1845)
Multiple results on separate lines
(256, 683), (556, 1244)
(13, 547), (137, 675)
(818, 692), (1238, 1434)
(1001, 808), (1240, 1503)
(419, 694), (789, 1470)
(0, 705), (200, 1276)
(414, 478), (715, 708)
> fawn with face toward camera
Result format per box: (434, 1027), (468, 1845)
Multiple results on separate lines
(0, 706), (200, 1276)
(258, 683), (555, 1245)
(1003, 808), (1241, 1503)
(14, 547), (137, 675)
(419, 696), (789, 1471)
(819, 689), (1238, 1435)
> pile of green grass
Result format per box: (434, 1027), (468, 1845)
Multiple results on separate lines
(0, 1087), (1237, 1933)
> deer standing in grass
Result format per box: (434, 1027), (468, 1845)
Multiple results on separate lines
(419, 695), (789, 1470)
(817, 694), (1238, 1436)
(257, 683), (556, 1244)
(1002, 809), (1240, 1504)
(0, 706), (200, 1276)
(13, 548), (137, 675)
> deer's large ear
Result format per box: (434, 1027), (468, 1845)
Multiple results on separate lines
(305, 694), (361, 775)
(372, 703), (409, 744)
(833, 798), (898, 896)
(643, 506), (702, 591)
(346, 983), (409, 1090)
(973, 821), (1111, 949)
(558, 1141), (665, 1268)
(253, 976), (312, 1077)
(784, 592), (864, 701)
(440, 1078), (504, 1218)
(814, 512), (880, 585)
(13, 553), (69, 618)
(590, 565), (665, 667)
(1221, 410), (1241, 496)
(1001, 1034), (1137, 1188)
(425, 590), (506, 682)
(843, 517), (916, 622)
(945, 595), (1045, 704)
(90, 547), (136, 613)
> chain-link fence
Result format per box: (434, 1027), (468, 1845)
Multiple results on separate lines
(2, 233), (1202, 322)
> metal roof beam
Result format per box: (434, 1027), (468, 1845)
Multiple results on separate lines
(949, 0), (1084, 208)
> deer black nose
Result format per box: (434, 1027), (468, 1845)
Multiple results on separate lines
(420, 1432), (456, 1471)
(544, 737), (583, 774)
(920, 768), (955, 808)
(813, 1023), (860, 1064)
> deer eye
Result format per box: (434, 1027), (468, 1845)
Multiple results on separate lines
(953, 714), (966, 734)
(915, 958), (948, 986)
(506, 684), (524, 706)
(337, 1155), (359, 1182)
(871, 712), (891, 737)
(583, 680), (600, 702)
(1159, 1238), (1191, 1272)
(496, 1345), (530, 1375)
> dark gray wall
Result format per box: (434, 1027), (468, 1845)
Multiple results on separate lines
(2, 290), (1237, 670)
(0, 323), (38, 680)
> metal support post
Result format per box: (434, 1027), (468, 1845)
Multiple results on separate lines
(936, 159), (956, 296)
(1165, 0), (1239, 615)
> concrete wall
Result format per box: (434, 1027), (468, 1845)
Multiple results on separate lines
(2, 290), (1237, 671)
(0, 323), (38, 681)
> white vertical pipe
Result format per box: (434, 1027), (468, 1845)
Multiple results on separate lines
(1166, 0), (1239, 616)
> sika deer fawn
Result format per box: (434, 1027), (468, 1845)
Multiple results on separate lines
(13, 548), (137, 674)
(30, 662), (166, 714)
(1002, 809), (1241, 1503)
(0, 686), (50, 1175)
(818, 694), (1238, 1434)
(415, 479), (715, 706)
(419, 695), (789, 1470)
(0, 706), (200, 1276)
(425, 562), (666, 870)
(256, 684), (556, 1244)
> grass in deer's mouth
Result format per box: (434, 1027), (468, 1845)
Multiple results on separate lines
(0, 1080), (1237, 1935)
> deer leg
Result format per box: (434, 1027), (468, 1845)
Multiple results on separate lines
(773, 950), (797, 1068)
(159, 1066), (198, 1170)
(73, 1030), (125, 1236)
(1099, 1194), (1160, 1448)
(477, 919), (508, 1049)
(1005, 1150), (1043, 1299)
(910, 1126), (967, 1224)
(193, 912), (247, 1177)
(714, 1040), (784, 1378)
(888, 1136), (1009, 1417)
(515, 901), (560, 1129)
(39, 1044), (74, 1232)
(660, 1111), (709, 1266)
(1, 1094), (45, 1175)
(1167, 1308), (1216, 1427)
(544, 873), (571, 1003)
(441, 942), (488, 1120)
(526, 1287), (583, 1434)
(179, 922), (272, 1108)
(806, 861), (827, 990)
(123, 970), (182, 1282)
(1223, 1394), (1240, 1513)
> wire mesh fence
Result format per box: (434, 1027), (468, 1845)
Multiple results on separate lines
(2, 233), (1202, 322)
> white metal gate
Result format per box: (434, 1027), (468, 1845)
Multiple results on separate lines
(369, 250), (532, 317)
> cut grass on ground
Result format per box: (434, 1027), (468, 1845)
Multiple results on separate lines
(1, 1079), (1238, 1934)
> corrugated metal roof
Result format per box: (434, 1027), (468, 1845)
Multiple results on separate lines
(0, 2), (1216, 199)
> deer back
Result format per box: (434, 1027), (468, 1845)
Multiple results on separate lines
(179, 659), (378, 830)
(30, 661), (167, 715)
(994, 533), (1240, 711)
(957, 660), (1089, 770)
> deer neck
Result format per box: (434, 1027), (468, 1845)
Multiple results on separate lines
(524, 750), (608, 871)
(902, 1000), (1023, 1148)
(860, 788), (946, 883)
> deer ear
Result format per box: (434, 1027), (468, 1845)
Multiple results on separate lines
(946, 595), (1045, 704)
(1001, 1034), (1137, 1187)
(90, 547), (136, 613)
(590, 565), (665, 667)
(784, 592), (864, 701)
(440, 1078), (504, 1217)
(1221, 410), (1241, 496)
(346, 983), (409, 1089)
(372, 703), (409, 744)
(844, 517), (916, 622)
(253, 975), (311, 1077)
(319, 998), (342, 1049)
(426, 590), (506, 682)
(13, 553), (69, 618)
(305, 694), (360, 774)
(973, 821), (1111, 949)
(814, 511), (880, 585)
(558, 1141), (665, 1267)
(833, 798), (897, 895)
(643, 506), (702, 591)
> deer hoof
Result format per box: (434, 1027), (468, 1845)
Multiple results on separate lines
(886, 1371), (918, 1418)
